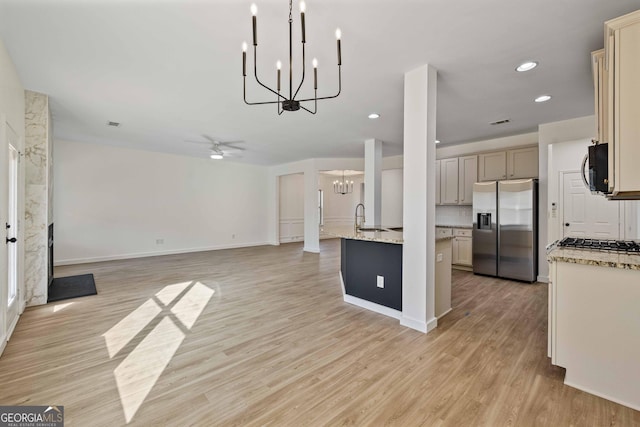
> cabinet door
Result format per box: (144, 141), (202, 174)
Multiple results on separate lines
(458, 155), (477, 205)
(507, 147), (538, 179)
(457, 237), (473, 266)
(435, 160), (441, 205)
(451, 238), (460, 264)
(478, 151), (507, 181)
(441, 158), (459, 204)
(609, 15), (640, 195)
(592, 49), (609, 145)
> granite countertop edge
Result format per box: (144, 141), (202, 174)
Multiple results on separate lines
(435, 224), (473, 229)
(547, 244), (640, 270)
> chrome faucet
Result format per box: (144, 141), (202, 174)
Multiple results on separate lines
(354, 203), (365, 231)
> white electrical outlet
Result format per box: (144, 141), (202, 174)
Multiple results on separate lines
(232, 234), (236, 239)
(436, 253), (443, 262)
(377, 275), (384, 288)
(156, 238), (164, 245)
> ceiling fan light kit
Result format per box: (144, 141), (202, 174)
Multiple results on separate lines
(242, 0), (342, 115)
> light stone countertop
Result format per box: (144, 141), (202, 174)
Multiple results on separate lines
(322, 226), (457, 245)
(435, 224), (473, 229)
(547, 244), (640, 270)
(322, 226), (403, 244)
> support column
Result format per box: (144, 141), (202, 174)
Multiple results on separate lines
(303, 160), (320, 253)
(364, 138), (382, 226)
(24, 90), (53, 306)
(401, 65), (437, 333)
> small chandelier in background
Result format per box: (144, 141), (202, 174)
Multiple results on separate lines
(242, 0), (342, 115)
(333, 171), (354, 195)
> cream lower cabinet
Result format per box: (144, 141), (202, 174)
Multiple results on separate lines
(451, 228), (472, 268)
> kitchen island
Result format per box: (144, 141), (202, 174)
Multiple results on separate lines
(547, 243), (640, 411)
(323, 226), (452, 321)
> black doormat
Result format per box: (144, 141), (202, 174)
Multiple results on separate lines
(48, 273), (97, 303)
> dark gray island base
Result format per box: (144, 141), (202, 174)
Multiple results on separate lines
(341, 238), (402, 311)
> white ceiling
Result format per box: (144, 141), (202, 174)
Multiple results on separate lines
(1, 0), (639, 165)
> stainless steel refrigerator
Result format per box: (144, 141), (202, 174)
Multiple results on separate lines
(472, 179), (538, 282)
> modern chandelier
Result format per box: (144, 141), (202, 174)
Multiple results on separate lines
(333, 171), (354, 195)
(242, 0), (342, 115)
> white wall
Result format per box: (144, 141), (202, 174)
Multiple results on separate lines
(0, 38), (26, 351)
(54, 140), (270, 264)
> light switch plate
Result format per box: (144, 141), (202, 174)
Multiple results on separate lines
(376, 275), (384, 288)
(436, 253), (443, 262)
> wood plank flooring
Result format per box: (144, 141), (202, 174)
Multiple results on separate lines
(0, 239), (638, 426)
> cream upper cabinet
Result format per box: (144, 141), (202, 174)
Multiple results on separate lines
(440, 158), (459, 204)
(592, 49), (609, 145)
(507, 147), (538, 179)
(435, 160), (441, 205)
(478, 151), (507, 181)
(604, 10), (640, 198)
(478, 147), (538, 181)
(458, 155), (477, 205)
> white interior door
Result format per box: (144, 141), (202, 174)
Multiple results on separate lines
(562, 172), (621, 239)
(6, 141), (20, 334)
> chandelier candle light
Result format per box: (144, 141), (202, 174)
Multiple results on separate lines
(333, 171), (354, 195)
(242, 0), (342, 114)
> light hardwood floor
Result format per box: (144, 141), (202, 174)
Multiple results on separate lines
(1, 239), (638, 426)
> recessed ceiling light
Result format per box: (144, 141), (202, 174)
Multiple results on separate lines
(435, 140), (441, 144)
(210, 153), (224, 160)
(516, 61), (538, 72)
(534, 95), (552, 103)
(107, 121), (121, 127)
(368, 113), (380, 119)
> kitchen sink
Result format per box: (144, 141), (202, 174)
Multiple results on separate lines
(357, 227), (388, 232)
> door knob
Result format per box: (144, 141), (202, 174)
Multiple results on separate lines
(565, 223), (570, 227)
(6, 237), (17, 243)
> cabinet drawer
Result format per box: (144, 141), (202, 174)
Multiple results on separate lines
(453, 228), (472, 237)
(436, 228), (453, 238)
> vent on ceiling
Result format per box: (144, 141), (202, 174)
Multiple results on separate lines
(490, 119), (510, 126)
(107, 121), (121, 127)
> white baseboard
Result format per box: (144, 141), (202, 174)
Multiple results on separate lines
(303, 246), (320, 253)
(343, 295), (402, 320)
(6, 315), (19, 341)
(54, 241), (272, 266)
(563, 379), (640, 412)
(437, 308), (453, 319)
(400, 315), (427, 333)
(537, 275), (549, 283)
(0, 335), (6, 358)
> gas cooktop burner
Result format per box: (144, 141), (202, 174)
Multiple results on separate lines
(558, 237), (640, 253)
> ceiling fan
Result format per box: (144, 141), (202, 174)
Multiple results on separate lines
(186, 135), (246, 160)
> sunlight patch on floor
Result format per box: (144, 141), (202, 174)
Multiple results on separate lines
(105, 280), (216, 423)
(171, 282), (215, 329)
(103, 299), (162, 359)
(155, 281), (192, 306)
(114, 317), (185, 423)
(52, 302), (74, 313)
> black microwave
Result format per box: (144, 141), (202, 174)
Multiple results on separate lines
(587, 143), (608, 193)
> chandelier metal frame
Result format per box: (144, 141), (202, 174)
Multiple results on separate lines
(242, 0), (342, 115)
